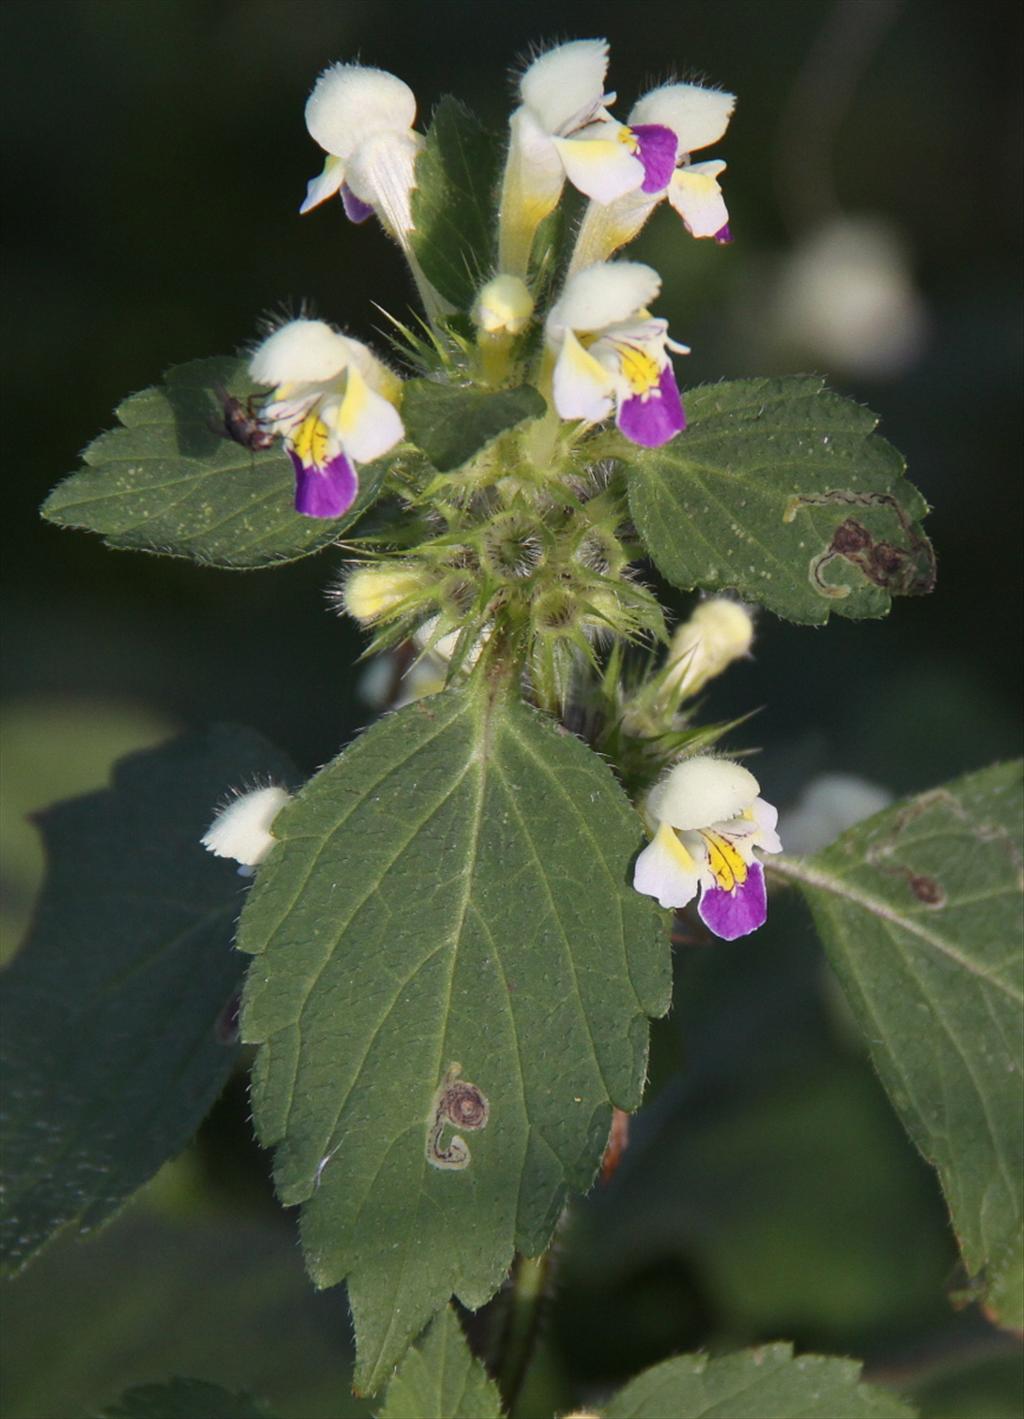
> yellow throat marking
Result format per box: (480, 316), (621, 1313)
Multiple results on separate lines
(292, 411), (330, 470)
(616, 343), (661, 396)
(700, 829), (748, 892)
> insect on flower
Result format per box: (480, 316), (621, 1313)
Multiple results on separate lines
(211, 384), (276, 453)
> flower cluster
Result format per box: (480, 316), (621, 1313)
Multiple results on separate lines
(237, 38), (735, 520)
(204, 39), (781, 944)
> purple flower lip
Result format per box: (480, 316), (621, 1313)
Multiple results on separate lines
(341, 183), (375, 224)
(289, 450), (359, 518)
(617, 364), (686, 448)
(698, 860), (768, 940)
(631, 123), (679, 194)
(714, 222), (733, 245)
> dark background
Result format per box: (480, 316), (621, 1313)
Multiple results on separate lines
(2, 3), (1021, 1417)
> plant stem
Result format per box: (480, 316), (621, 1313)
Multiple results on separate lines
(495, 1249), (554, 1415)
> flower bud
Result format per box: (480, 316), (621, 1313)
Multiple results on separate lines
(472, 274), (535, 336)
(665, 597), (753, 698)
(342, 566), (428, 624)
(201, 786), (290, 868)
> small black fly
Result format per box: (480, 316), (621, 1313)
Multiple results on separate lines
(211, 383), (276, 452)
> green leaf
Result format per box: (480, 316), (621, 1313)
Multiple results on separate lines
(238, 683), (669, 1394)
(378, 1308), (502, 1419)
(603, 1344), (916, 1418)
(0, 727), (296, 1273)
(981, 1228), (1024, 1331)
(620, 376), (934, 623)
(772, 762), (1024, 1326)
(41, 357), (388, 568)
(402, 379), (545, 472)
(410, 97), (501, 311)
(97, 1379), (278, 1419)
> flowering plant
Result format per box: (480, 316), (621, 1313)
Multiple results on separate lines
(9, 33), (1021, 1419)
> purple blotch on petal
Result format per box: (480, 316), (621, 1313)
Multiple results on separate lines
(341, 184), (375, 224)
(714, 222), (733, 245)
(698, 861), (768, 941)
(289, 450), (359, 519)
(617, 364), (686, 448)
(631, 124), (678, 194)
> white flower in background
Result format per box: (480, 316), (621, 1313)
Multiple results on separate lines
(201, 785), (291, 868)
(249, 320), (403, 520)
(570, 81), (735, 273)
(633, 756), (782, 939)
(664, 598), (754, 700)
(498, 39), (678, 273)
(300, 63), (421, 239)
(545, 262), (688, 447)
(773, 216), (928, 377)
(780, 773), (893, 854)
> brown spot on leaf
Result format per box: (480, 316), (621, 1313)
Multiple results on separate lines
(426, 1063), (490, 1171)
(785, 490), (936, 599)
(908, 873), (946, 907)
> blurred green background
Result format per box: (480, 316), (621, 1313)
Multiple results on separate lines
(2, 2), (1021, 1416)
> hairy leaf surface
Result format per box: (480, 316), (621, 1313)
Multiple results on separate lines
(238, 684), (669, 1393)
(603, 1344), (916, 1418)
(411, 97), (501, 311)
(378, 1307), (501, 1419)
(402, 379), (545, 472)
(773, 762), (1023, 1326)
(0, 727), (295, 1273)
(42, 357), (387, 568)
(97, 1379), (278, 1419)
(621, 377), (934, 623)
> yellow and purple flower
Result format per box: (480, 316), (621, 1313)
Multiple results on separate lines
(498, 39), (677, 273)
(630, 82), (735, 242)
(249, 320), (403, 520)
(633, 756), (781, 939)
(299, 62), (421, 238)
(570, 81), (736, 272)
(545, 261), (688, 448)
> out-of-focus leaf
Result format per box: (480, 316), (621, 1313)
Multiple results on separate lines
(238, 682), (669, 1393)
(401, 379), (545, 472)
(603, 1344), (916, 1418)
(41, 357), (387, 568)
(0, 1210), (370, 1419)
(378, 1308), (502, 1419)
(911, 1349), (1024, 1419)
(620, 377), (934, 623)
(773, 761), (1024, 1327)
(0, 698), (174, 962)
(410, 97), (501, 311)
(556, 910), (955, 1375)
(0, 727), (295, 1273)
(97, 1378), (278, 1419)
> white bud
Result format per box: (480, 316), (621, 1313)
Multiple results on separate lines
(201, 786), (290, 868)
(665, 598), (754, 698)
(343, 566), (426, 624)
(472, 274), (535, 335)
